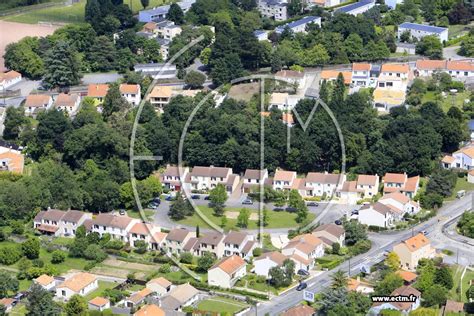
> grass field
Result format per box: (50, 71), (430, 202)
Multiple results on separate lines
(176, 206), (316, 230)
(1, 0), (169, 24)
(127, 209), (154, 221)
(448, 23), (474, 40)
(446, 177), (474, 201)
(196, 296), (249, 314)
(450, 265), (474, 302)
(84, 280), (117, 301)
(422, 90), (470, 112)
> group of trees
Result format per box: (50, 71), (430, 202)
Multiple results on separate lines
(457, 210), (474, 238)
(414, 258), (453, 308)
(268, 258), (295, 288)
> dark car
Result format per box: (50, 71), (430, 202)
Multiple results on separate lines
(335, 219), (342, 225)
(273, 207), (284, 212)
(204, 196), (211, 200)
(148, 202), (159, 209)
(297, 269), (310, 276)
(307, 202), (319, 207)
(191, 195), (200, 199)
(242, 198), (253, 205)
(351, 210), (359, 215)
(165, 195), (174, 201)
(285, 207), (298, 213)
(152, 197), (161, 204)
(119, 209), (126, 215)
(296, 282), (308, 291)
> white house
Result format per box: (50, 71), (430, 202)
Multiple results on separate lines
(223, 231), (256, 260)
(469, 170), (474, 184)
(24, 94), (53, 117)
(34, 274), (56, 291)
(60, 210), (93, 237)
(447, 61), (474, 80)
(91, 213), (138, 242)
(56, 272), (98, 300)
(336, 181), (364, 204)
(0, 70), (21, 91)
(88, 297), (111, 312)
(146, 277), (172, 297)
(138, 0), (195, 22)
(208, 255), (247, 289)
(54, 93), (81, 116)
(242, 169), (269, 193)
(272, 169), (297, 191)
(269, 92), (289, 110)
(275, 16), (321, 34)
(253, 251), (287, 278)
(257, 0), (288, 21)
(33, 209), (91, 238)
(335, 0), (375, 16)
(0, 146), (24, 174)
(164, 228), (195, 255)
(355, 174), (379, 199)
(119, 84), (141, 106)
(128, 222), (161, 249)
(312, 223), (345, 248)
(195, 232), (225, 258)
(398, 22), (448, 43)
(358, 202), (399, 228)
(186, 165), (240, 194)
(304, 172), (345, 198)
(282, 234), (324, 271)
(275, 70), (306, 88)
(156, 20), (182, 40)
(382, 173), (420, 198)
(161, 165), (189, 191)
(351, 63), (373, 87)
(378, 192), (420, 216)
(415, 59), (447, 77)
(160, 283), (199, 311)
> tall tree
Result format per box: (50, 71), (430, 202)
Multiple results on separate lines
(331, 270), (348, 289)
(43, 41), (82, 91)
(26, 284), (61, 316)
(209, 184), (228, 216)
(2, 106), (27, 141)
(64, 295), (87, 316)
(0, 271), (18, 298)
(167, 3), (185, 24)
(102, 83), (130, 119)
(140, 0), (149, 9)
(85, 0), (101, 24)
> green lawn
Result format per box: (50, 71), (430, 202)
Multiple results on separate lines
(448, 24), (474, 40)
(196, 296), (249, 314)
(127, 209), (154, 221)
(175, 206), (316, 230)
(422, 90), (470, 112)
(9, 304), (27, 316)
(84, 280), (117, 301)
(446, 177), (474, 201)
(19, 279), (32, 292)
(2, 0), (169, 24)
(450, 265), (474, 302)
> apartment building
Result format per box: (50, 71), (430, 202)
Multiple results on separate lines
(156, 20), (182, 40)
(257, 0), (288, 21)
(275, 16), (321, 34)
(398, 22), (448, 42)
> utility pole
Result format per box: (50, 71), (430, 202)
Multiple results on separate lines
(348, 257), (351, 277)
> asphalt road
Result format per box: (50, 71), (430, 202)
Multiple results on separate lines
(247, 193), (474, 315)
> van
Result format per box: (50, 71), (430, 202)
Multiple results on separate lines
(456, 190), (466, 199)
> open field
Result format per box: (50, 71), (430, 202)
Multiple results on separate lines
(1, 0), (168, 24)
(422, 90), (471, 112)
(84, 280), (117, 301)
(446, 177), (474, 201)
(196, 296), (249, 314)
(0, 20), (59, 71)
(176, 205), (316, 230)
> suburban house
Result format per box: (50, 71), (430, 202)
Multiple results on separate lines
(134, 63), (177, 80)
(34, 274), (56, 291)
(223, 231), (256, 260)
(150, 231), (168, 251)
(442, 145), (474, 170)
(87, 84), (109, 105)
(269, 92), (289, 110)
(164, 228), (195, 254)
(34, 209), (92, 237)
(208, 255), (247, 288)
(281, 112), (295, 127)
(272, 169), (297, 191)
(54, 93), (81, 115)
(156, 20), (182, 40)
(397, 270), (418, 284)
(393, 233), (435, 270)
(320, 70), (352, 85)
(0, 70), (21, 90)
(119, 84), (141, 106)
(469, 170), (474, 184)
(138, 0), (195, 22)
(147, 85), (173, 110)
(125, 288), (153, 308)
(378, 192), (420, 216)
(415, 60), (474, 80)
(195, 232), (225, 258)
(415, 59), (448, 77)
(304, 172), (345, 198)
(336, 180), (364, 204)
(24, 94), (53, 116)
(355, 174), (379, 199)
(253, 251), (288, 278)
(242, 169), (269, 193)
(257, 0), (288, 21)
(347, 277), (375, 294)
(0, 298), (14, 313)
(91, 213), (138, 242)
(282, 234), (324, 271)
(312, 223), (345, 248)
(358, 202), (398, 228)
(128, 222), (161, 248)
(160, 165), (190, 191)
(447, 61), (474, 80)
(335, 0), (375, 16)
(275, 16), (321, 34)
(88, 297), (110, 312)
(56, 272), (98, 300)
(160, 283), (199, 311)
(186, 165), (240, 194)
(382, 173), (420, 198)
(146, 277), (172, 297)
(351, 63), (373, 87)
(274, 70), (305, 88)
(369, 285), (421, 315)
(373, 88), (406, 112)
(398, 22), (448, 42)
(134, 304), (165, 316)
(281, 305), (316, 316)
(0, 146), (24, 173)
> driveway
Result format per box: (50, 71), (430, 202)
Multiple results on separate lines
(443, 46), (463, 60)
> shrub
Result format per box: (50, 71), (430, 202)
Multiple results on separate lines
(21, 237), (40, 259)
(83, 244), (107, 262)
(0, 245), (22, 265)
(10, 220), (25, 235)
(253, 248), (263, 257)
(159, 263), (171, 273)
(51, 250), (66, 264)
(180, 252), (193, 264)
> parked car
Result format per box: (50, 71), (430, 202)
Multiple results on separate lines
(307, 202), (319, 207)
(335, 219), (342, 225)
(148, 203), (159, 209)
(204, 195), (210, 200)
(351, 210), (359, 215)
(285, 207), (298, 213)
(242, 198), (253, 205)
(191, 195), (201, 200)
(119, 209), (126, 215)
(165, 195), (173, 201)
(152, 197), (161, 204)
(297, 269), (310, 276)
(273, 207), (284, 212)
(296, 282), (308, 291)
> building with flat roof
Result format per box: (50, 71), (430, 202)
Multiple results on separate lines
(398, 22), (448, 42)
(335, 0), (375, 16)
